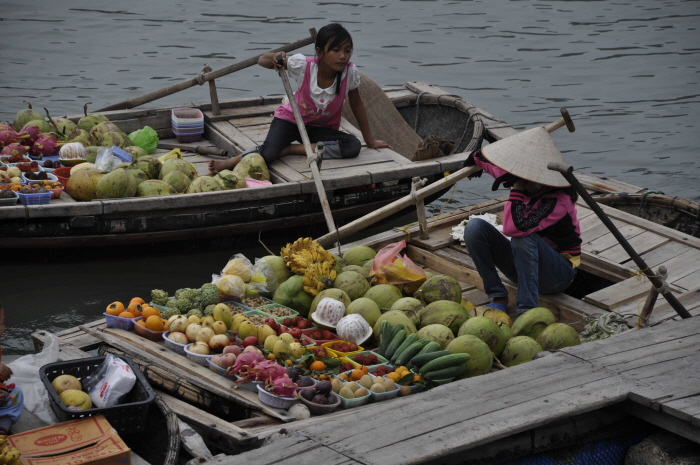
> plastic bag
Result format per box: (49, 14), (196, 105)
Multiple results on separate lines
(83, 355), (136, 408)
(371, 240), (427, 286)
(222, 254), (254, 282)
(253, 258), (279, 293)
(213, 273), (246, 299)
(6, 333), (60, 423)
(95, 146), (126, 172)
(128, 126), (159, 154)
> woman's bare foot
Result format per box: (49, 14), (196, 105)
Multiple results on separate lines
(208, 155), (241, 176)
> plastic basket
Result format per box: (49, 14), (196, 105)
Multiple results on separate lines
(162, 331), (188, 355)
(256, 384), (298, 409)
(256, 303), (299, 321)
(221, 301), (255, 315)
(172, 121), (204, 130)
(239, 296), (274, 309)
(242, 309), (273, 326)
(207, 358), (228, 377)
(133, 317), (166, 342)
(0, 191), (18, 206)
(103, 312), (137, 330)
(22, 172), (57, 184)
(369, 384), (400, 402)
(397, 384), (424, 397)
(323, 341), (364, 358)
(39, 355), (155, 434)
(301, 328), (341, 345)
(172, 108), (204, 124)
(338, 387), (371, 409)
(236, 378), (263, 392)
(173, 131), (203, 144)
(54, 167), (71, 185)
(346, 351), (390, 371)
(184, 343), (213, 366)
(299, 391), (341, 415)
(17, 191), (52, 205)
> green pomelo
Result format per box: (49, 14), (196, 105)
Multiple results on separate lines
(90, 121), (121, 140)
(187, 176), (223, 193)
(309, 289), (351, 319)
(13, 105), (44, 131)
(66, 167), (104, 201)
(445, 335), (493, 378)
(468, 305), (513, 328)
(345, 298), (381, 328)
(333, 271), (371, 301)
(511, 307), (556, 340)
(499, 322), (513, 341)
(124, 146), (148, 160)
(95, 168), (136, 199)
(99, 131), (133, 148)
(332, 254), (346, 275)
(135, 156), (161, 179)
(136, 179), (176, 197)
(372, 310), (417, 341)
(342, 265), (370, 280)
(260, 255), (292, 285)
(272, 275), (313, 317)
(232, 152), (269, 181)
(162, 170), (192, 193)
(24, 119), (52, 134)
(124, 166), (148, 186)
(84, 146), (100, 164)
(342, 245), (376, 267)
(78, 113), (109, 132)
(54, 117), (77, 135)
(500, 336), (543, 367)
(419, 300), (470, 335)
(536, 323), (580, 350)
(416, 324), (454, 349)
(160, 158), (197, 180)
(414, 274), (462, 305)
(66, 129), (95, 147)
(456, 316), (508, 357)
(390, 297), (423, 326)
(363, 258), (374, 271)
(363, 284), (403, 311)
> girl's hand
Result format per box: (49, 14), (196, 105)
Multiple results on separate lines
(367, 139), (390, 149)
(0, 363), (11, 381)
(273, 52), (287, 72)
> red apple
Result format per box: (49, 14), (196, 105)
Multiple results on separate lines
(219, 353), (237, 369)
(283, 317), (292, 326)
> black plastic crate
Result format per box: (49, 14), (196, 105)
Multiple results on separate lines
(40, 355), (155, 434)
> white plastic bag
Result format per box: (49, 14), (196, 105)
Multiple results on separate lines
(222, 254), (254, 282)
(83, 355), (136, 408)
(7, 333), (61, 423)
(95, 146), (124, 172)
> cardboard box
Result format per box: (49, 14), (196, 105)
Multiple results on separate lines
(9, 415), (130, 465)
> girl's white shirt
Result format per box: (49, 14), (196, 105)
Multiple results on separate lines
(286, 53), (360, 111)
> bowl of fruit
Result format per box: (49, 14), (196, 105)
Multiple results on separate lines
(297, 380), (341, 415)
(322, 340), (363, 358)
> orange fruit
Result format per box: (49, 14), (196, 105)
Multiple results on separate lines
(118, 311), (135, 319)
(136, 320), (147, 327)
(127, 302), (143, 317)
(285, 359), (293, 367)
(141, 307), (161, 319)
(309, 360), (325, 371)
(339, 373), (350, 381)
(145, 315), (163, 331)
(129, 297), (145, 306)
(106, 302), (124, 316)
(351, 369), (365, 381)
(386, 372), (401, 382)
(267, 353), (277, 361)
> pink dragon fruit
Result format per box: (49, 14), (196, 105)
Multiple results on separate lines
(226, 352), (265, 379)
(0, 128), (28, 147)
(31, 134), (62, 156)
(266, 374), (297, 397)
(20, 124), (42, 144)
(1, 143), (29, 157)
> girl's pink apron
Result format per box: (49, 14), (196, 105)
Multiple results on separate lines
(274, 57), (352, 131)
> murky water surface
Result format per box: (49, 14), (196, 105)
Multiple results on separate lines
(1, 0), (698, 353)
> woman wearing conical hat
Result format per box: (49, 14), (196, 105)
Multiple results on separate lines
(463, 127), (581, 315)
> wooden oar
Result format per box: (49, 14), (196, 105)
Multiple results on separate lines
(275, 57), (337, 235)
(97, 32), (316, 112)
(547, 162), (691, 319)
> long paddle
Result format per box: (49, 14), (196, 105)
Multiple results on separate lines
(275, 57), (337, 235)
(547, 162), (691, 319)
(97, 32), (316, 112)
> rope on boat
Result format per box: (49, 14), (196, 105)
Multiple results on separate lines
(196, 64), (212, 85)
(396, 171), (458, 240)
(579, 312), (630, 342)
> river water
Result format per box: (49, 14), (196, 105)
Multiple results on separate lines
(2, 0), (699, 354)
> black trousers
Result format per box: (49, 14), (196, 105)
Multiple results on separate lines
(257, 117), (362, 164)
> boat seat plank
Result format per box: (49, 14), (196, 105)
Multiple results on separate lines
(593, 333), (700, 373)
(223, 436), (357, 465)
(671, 268), (700, 292)
(648, 286), (700, 326)
(232, 114), (274, 128)
(638, 240), (697, 268)
(210, 121), (257, 151)
(281, 151), (404, 174)
(602, 231), (670, 264)
(410, 226), (458, 251)
(204, 103), (278, 122)
(581, 224), (644, 255)
(584, 278), (668, 310)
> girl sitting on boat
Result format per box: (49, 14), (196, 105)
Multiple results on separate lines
(463, 138), (581, 315)
(209, 23), (388, 175)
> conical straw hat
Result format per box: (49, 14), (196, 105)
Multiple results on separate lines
(481, 126), (570, 187)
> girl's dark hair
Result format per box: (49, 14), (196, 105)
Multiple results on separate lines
(315, 23), (353, 94)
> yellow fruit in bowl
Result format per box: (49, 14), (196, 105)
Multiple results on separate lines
(370, 384), (386, 394)
(51, 375), (81, 395)
(59, 389), (92, 410)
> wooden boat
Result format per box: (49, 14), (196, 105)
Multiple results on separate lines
(0, 81), (485, 250)
(24, 84), (700, 463)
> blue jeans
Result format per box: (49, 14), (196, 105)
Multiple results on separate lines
(463, 218), (576, 313)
